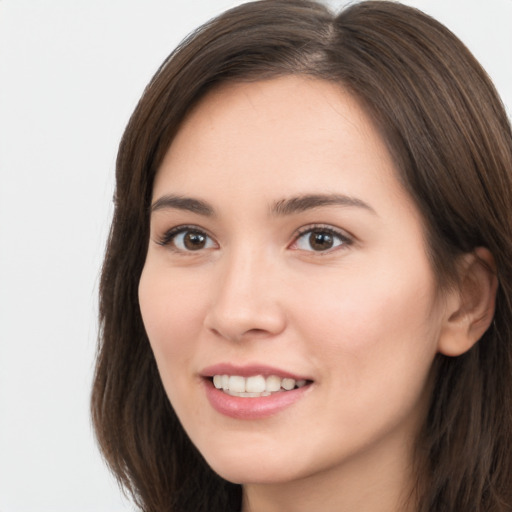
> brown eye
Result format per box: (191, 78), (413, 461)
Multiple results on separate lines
(163, 228), (216, 252)
(183, 231), (208, 250)
(293, 227), (350, 252)
(308, 231), (334, 251)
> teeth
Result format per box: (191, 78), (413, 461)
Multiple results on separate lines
(229, 375), (245, 393)
(225, 390), (272, 397)
(266, 375), (281, 392)
(246, 375), (266, 393)
(282, 378), (295, 391)
(213, 375), (223, 389)
(211, 374), (308, 397)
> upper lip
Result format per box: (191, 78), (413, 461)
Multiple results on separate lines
(200, 363), (312, 381)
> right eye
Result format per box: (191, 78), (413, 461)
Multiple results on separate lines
(158, 227), (217, 252)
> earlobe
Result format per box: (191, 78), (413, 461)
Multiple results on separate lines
(437, 247), (498, 357)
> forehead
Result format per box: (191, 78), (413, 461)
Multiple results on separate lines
(153, 76), (414, 218)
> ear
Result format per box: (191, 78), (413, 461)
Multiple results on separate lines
(437, 247), (498, 357)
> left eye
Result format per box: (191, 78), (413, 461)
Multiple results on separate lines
(171, 229), (216, 251)
(293, 228), (349, 252)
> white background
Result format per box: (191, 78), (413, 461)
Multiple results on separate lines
(0, 1), (510, 511)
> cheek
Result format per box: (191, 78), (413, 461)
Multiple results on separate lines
(138, 264), (206, 366)
(138, 263), (211, 425)
(290, 255), (441, 381)
(292, 266), (440, 445)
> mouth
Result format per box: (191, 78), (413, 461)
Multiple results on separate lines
(209, 374), (311, 398)
(201, 365), (313, 419)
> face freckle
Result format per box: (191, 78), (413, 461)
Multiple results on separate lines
(138, 76), (449, 498)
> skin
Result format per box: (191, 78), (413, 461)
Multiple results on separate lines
(138, 76), (464, 512)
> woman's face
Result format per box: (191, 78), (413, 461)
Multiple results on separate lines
(139, 77), (451, 489)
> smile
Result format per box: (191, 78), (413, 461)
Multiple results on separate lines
(212, 374), (308, 397)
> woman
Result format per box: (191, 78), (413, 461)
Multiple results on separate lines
(91, 1), (512, 511)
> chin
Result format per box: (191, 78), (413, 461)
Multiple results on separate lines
(201, 445), (306, 485)
(211, 463), (298, 486)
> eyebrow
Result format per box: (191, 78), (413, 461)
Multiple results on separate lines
(150, 192), (376, 217)
(151, 194), (215, 216)
(271, 193), (377, 216)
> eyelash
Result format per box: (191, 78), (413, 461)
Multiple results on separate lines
(156, 225), (216, 251)
(155, 224), (353, 253)
(291, 224), (353, 253)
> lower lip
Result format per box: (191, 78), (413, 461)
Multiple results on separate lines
(203, 379), (311, 420)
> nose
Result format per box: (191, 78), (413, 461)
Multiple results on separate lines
(203, 249), (287, 342)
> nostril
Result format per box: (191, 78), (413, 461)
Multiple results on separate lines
(245, 328), (271, 336)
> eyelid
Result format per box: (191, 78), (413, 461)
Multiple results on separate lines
(289, 224), (354, 252)
(155, 224), (218, 251)
(154, 223), (353, 253)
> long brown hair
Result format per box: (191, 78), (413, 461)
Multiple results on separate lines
(91, 1), (512, 510)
